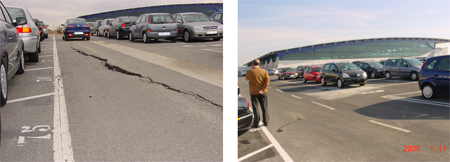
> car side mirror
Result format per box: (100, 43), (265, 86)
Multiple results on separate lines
(133, 22), (136, 25)
(15, 17), (27, 26)
(176, 20), (182, 24)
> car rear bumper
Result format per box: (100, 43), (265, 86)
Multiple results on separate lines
(146, 31), (177, 38)
(238, 111), (253, 131)
(21, 35), (38, 53)
(64, 30), (90, 38)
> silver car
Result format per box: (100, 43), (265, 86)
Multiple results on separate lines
(7, 6), (41, 62)
(129, 13), (177, 43)
(172, 12), (223, 42)
(383, 58), (423, 80)
(97, 18), (114, 37)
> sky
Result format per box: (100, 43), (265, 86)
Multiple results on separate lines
(3, 0), (222, 29)
(238, 0), (450, 66)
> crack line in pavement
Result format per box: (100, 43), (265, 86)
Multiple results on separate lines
(71, 47), (223, 110)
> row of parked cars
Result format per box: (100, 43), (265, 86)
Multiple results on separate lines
(265, 56), (449, 99)
(82, 12), (223, 43)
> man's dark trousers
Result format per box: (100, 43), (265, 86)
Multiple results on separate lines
(251, 93), (268, 127)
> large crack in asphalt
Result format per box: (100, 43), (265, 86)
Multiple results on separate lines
(70, 46), (223, 110)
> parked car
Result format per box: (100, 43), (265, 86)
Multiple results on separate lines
(210, 12), (223, 24)
(418, 55), (449, 99)
(129, 13), (177, 43)
(172, 12), (223, 42)
(97, 18), (114, 37)
(267, 68), (276, 75)
(273, 68), (281, 75)
(277, 68), (298, 80)
(34, 20), (48, 39)
(352, 61), (362, 65)
(0, 3), (27, 106)
(241, 69), (248, 76)
(7, 6), (41, 62)
(303, 66), (322, 84)
(92, 20), (103, 36)
(356, 61), (385, 79)
(61, 18), (90, 41)
(415, 57), (429, 63)
(321, 62), (367, 88)
(379, 60), (386, 65)
(238, 85), (253, 132)
(106, 16), (137, 40)
(32, 19), (44, 41)
(296, 66), (307, 77)
(383, 58), (423, 80)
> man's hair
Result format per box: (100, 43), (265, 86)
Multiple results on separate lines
(252, 59), (260, 66)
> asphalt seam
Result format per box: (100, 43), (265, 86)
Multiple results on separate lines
(70, 46), (223, 110)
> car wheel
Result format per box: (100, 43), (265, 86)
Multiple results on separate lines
(96, 31), (99, 36)
(370, 72), (376, 79)
(45, 34), (48, 38)
(422, 84), (436, 99)
(321, 77), (326, 86)
(129, 33), (134, 41)
(1, 59), (8, 106)
(313, 78), (317, 84)
(337, 79), (344, 88)
(385, 72), (391, 79)
(278, 75), (280, 80)
(183, 30), (191, 42)
(360, 83), (365, 86)
(143, 33), (149, 43)
(16, 49), (25, 74)
(86, 37), (90, 41)
(171, 37), (177, 43)
(64, 34), (68, 41)
(29, 42), (39, 62)
(410, 72), (418, 81)
(303, 77), (306, 83)
(117, 31), (120, 40)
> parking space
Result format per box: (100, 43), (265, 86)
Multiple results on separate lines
(238, 75), (449, 161)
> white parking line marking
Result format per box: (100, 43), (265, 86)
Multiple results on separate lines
(360, 90), (384, 94)
(203, 49), (223, 53)
(25, 67), (53, 72)
(238, 144), (274, 162)
(40, 55), (53, 57)
(381, 95), (450, 107)
(369, 120), (411, 133)
(387, 91), (421, 96)
(7, 92), (54, 104)
(311, 101), (335, 110)
(52, 35), (75, 162)
(260, 122), (293, 162)
(275, 89), (284, 93)
(291, 95), (302, 99)
(211, 44), (223, 47)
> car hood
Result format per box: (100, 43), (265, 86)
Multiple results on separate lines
(184, 21), (222, 26)
(341, 69), (365, 77)
(283, 71), (298, 74)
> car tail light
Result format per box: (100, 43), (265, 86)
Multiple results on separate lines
(43, 26), (46, 29)
(68, 34), (73, 37)
(82, 25), (89, 27)
(67, 25), (75, 28)
(121, 23), (125, 27)
(147, 30), (151, 33)
(16, 29), (19, 35)
(245, 98), (249, 108)
(420, 60), (427, 70)
(85, 33), (89, 36)
(148, 14), (152, 24)
(16, 24), (32, 33)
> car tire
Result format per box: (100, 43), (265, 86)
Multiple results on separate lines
(422, 83), (436, 99)
(45, 34), (48, 38)
(29, 42), (39, 62)
(337, 79), (344, 88)
(129, 33), (134, 41)
(303, 77), (306, 83)
(360, 83), (365, 86)
(321, 77), (326, 86)
(171, 37), (177, 43)
(278, 75), (280, 80)
(1, 59), (7, 106)
(86, 37), (90, 41)
(313, 78), (317, 84)
(116, 31), (121, 40)
(64, 35), (68, 41)
(183, 30), (191, 42)
(96, 31), (99, 36)
(385, 72), (391, 79)
(16, 49), (25, 74)
(143, 33), (149, 43)
(370, 72), (376, 79)
(37, 41), (41, 53)
(410, 72), (418, 81)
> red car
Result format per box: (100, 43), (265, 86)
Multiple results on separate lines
(277, 68), (299, 80)
(303, 66), (322, 84)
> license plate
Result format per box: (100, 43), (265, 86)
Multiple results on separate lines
(158, 32), (170, 36)
(207, 31), (217, 34)
(74, 32), (83, 35)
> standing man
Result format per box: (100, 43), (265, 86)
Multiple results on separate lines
(245, 59), (270, 128)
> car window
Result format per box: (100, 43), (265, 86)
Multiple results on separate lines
(368, 62), (383, 68)
(399, 59), (408, 67)
(363, 63), (370, 68)
(119, 17), (137, 23)
(436, 57), (450, 71)
(6, 7), (25, 21)
(337, 63), (358, 71)
(324, 64), (330, 71)
(305, 67), (311, 72)
(183, 14), (211, 22)
(425, 59), (437, 70)
(330, 65), (338, 72)
(152, 14), (174, 23)
(68, 19), (87, 24)
(313, 67), (321, 72)
(141, 16), (147, 23)
(0, 6), (7, 22)
(213, 13), (221, 20)
(388, 59), (398, 66)
(175, 15), (182, 22)
(406, 59), (424, 67)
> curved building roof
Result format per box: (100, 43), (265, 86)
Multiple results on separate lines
(245, 37), (450, 66)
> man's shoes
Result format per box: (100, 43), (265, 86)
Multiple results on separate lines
(249, 126), (261, 132)
(264, 123), (268, 126)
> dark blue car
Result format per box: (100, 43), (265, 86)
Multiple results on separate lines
(62, 18), (90, 41)
(418, 55), (450, 99)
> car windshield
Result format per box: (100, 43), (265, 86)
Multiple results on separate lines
(106, 20), (113, 24)
(119, 17), (137, 23)
(37, 21), (44, 26)
(368, 62), (383, 68)
(183, 14), (211, 22)
(152, 15), (174, 24)
(7, 8), (26, 20)
(67, 19), (87, 24)
(406, 59), (424, 66)
(313, 67), (321, 72)
(337, 63), (359, 71)
(284, 68), (294, 72)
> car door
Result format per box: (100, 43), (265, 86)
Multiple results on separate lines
(136, 15), (147, 38)
(174, 15), (183, 36)
(387, 59), (399, 76)
(329, 64), (339, 82)
(322, 64), (330, 81)
(306, 67), (312, 80)
(0, 5), (20, 74)
(398, 59), (409, 77)
(109, 19), (117, 36)
(434, 57), (450, 93)
(131, 16), (142, 38)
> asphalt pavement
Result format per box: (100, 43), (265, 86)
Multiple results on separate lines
(1, 34), (223, 161)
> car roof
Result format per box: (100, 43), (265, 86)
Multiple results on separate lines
(175, 12), (205, 15)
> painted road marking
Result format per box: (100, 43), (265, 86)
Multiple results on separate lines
(40, 55), (53, 57)
(203, 49), (223, 53)
(37, 77), (53, 82)
(275, 89), (284, 93)
(238, 144), (274, 162)
(25, 67), (53, 72)
(361, 90), (384, 94)
(369, 120), (411, 133)
(52, 35), (75, 162)
(291, 95), (302, 99)
(311, 101), (335, 110)
(7, 92), (54, 104)
(381, 95), (450, 107)
(260, 122), (293, 162)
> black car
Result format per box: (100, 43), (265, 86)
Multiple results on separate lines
(356, 61), (385, 79)
(296, 65), (307, 77)
(106, 16), (137, 39)
(32, 19), (44, 41)
(352, 61), (362, 65)
(210, 12), (223, 24)
(238, 96), (253, 132)
(62, 18), (90, 41)
(321, 62), (368, 88)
